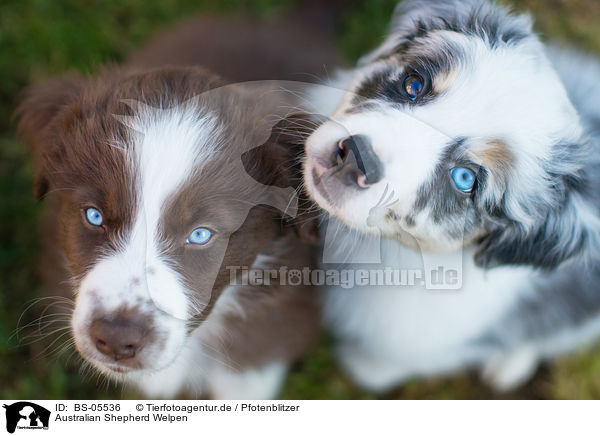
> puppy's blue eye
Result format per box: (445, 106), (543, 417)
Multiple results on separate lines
(187, 227), (213, 245)
(451, 167), (476, 192)
(85, 207), (103, 226)
(403, 74), (424, 100)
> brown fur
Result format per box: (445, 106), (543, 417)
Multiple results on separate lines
(468, 138), (515, 183)
(127, 8), (348, 82)
(15, 11), (338, 397)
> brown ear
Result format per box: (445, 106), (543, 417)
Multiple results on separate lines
(241, 113), (324, 243)
(15, 74), (86, 199)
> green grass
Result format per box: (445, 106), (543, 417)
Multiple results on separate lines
(1, 0), (600, 400)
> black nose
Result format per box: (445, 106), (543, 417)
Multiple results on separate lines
(90, 317), (147, 361)
(333, 135), (383, 188)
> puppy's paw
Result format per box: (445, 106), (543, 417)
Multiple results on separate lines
(207, 362), (287, 400)
(337, 345), (407, 392)
(481, 346), (539, 392)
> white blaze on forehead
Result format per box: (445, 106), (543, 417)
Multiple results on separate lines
(118, 100), (223, 319)
(118, 99), (222, 225)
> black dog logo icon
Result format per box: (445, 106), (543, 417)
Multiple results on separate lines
(3, 402), (50, 434)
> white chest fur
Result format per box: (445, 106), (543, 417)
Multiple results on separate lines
(323, 218), (536, 377)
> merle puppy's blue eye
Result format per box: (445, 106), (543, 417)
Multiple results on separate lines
(451, 167), (476, 192)
(85, 207), (103, 226)
(403, 73), (424, 100)
(187, 227), (213, 245)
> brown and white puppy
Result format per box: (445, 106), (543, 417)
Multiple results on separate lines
(15, 13), (340, 399)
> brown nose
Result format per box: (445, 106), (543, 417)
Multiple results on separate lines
(90, 317), (147, 361)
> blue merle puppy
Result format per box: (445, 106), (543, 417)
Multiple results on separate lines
(303, 0), (600, 391)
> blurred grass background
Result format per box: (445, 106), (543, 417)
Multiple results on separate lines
(1, 0), (600, 399)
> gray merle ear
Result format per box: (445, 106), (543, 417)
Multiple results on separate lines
(241, 113), (325, 243)
(15, 74), (87, 199)
(359, 0), (533, 65)
(474, 193), (590, 269)
(358, 0), (459, 64)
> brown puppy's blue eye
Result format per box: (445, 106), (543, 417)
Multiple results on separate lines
(403, 74), (424, 100)
(85, 207), (103, 226)
(187, 227), (212, 245)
